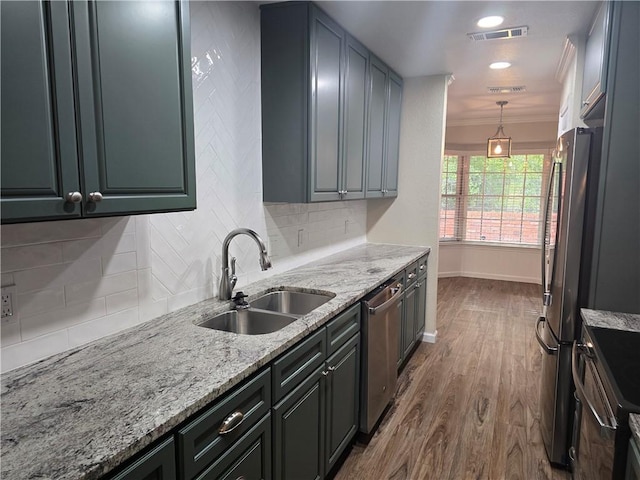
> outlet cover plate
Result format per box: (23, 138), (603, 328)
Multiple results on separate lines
(1, 285), (17, 320)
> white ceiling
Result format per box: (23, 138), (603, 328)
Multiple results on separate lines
(315, 1), (599, 125)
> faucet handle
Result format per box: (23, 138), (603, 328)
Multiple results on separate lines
(230, 256), (237, 275)
(232, 291), (249, 309)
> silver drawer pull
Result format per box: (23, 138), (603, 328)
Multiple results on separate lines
(218, 411), (244, 435)
(415, 282), (421, 289)
(408, 272), (416, 279)
(327, 365), (337, 372)
(419, 265), (425, 271)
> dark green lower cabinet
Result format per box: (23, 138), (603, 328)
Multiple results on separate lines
(415, 275), (427, 342)
(273, 367), (326, 480)
(402, 284), (417, 360)
(325, 334), (360, 473)
(109, 437), (175, 480)
(396, 297), (404, 369)
(196, 414), (272, 480)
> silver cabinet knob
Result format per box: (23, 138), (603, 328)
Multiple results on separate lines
(327, 365), (337, 372)
(419, 265), (425, 271)
(88, 192), (103, 202)
(582, 101), (590, 106)
(65, 191), (83, 203)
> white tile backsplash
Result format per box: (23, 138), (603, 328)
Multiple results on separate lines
(0, 2), (367, 373)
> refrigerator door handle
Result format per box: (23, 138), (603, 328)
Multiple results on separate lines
(535, 317), (558, 354)
(541, 159), (562, 307)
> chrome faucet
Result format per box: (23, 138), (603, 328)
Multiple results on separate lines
(218, 228), (272, 300)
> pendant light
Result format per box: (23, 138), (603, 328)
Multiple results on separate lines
(487, 100), (512, 158)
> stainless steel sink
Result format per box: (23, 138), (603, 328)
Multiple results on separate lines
(250, 290), (333, 316)
(198, 309), (297, 335)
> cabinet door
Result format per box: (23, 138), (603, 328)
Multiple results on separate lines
(109, 437), (176, 480)
(71, 0), (195, 216)
(1, 1), (81, 222)
(580, 2), (611, 119)
(415, 276), (427, 341)
(384, 71), (402, 197)
(309, 7), (343, 202)
(366, 55), (388, 198)
(403, 285), (417, 360)
(273, 367), (326, 480)
(325, 334), (360, 473)
(397, 296), (404, 369)
(342, 36), (368, 200)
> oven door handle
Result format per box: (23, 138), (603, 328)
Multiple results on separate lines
(571, 341), (617, 439)
(535, 317), (558, 354)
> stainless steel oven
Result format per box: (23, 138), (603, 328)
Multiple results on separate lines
(571, 325), (640, 479)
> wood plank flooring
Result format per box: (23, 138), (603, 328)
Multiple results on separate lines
(334, 277), (571, 480)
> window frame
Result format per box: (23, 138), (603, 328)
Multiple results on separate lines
(439, 148), (552, 247)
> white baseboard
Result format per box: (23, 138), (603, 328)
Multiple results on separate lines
(437, 272), (539, 284)
(421, 330), (437, 343)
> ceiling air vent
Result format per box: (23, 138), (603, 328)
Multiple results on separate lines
(468, 26), (528, 41)
(488, 86), (527, 94)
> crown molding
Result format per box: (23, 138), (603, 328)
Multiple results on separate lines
(446, 114), (558, 127)
(555, 36), (578, 82)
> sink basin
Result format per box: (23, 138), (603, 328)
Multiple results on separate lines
(250, 290), (333, 316)
(199, 309), (297, 335)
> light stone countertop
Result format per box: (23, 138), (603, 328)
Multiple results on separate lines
(581, 309), (640, 332)
(1, 243), (429, 480)
(631, 414), (640, 448)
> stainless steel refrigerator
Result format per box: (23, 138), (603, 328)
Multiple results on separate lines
(535, 127), (601, 467)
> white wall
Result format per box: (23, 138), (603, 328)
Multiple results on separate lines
(367, 75), (450, 337)
(438, 243), (541, 284)
(0, 2), (367, 373)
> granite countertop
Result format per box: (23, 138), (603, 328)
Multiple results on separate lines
(631, 414), (640, 448)
(581, 309), (640, 447)
(1, 243), (429, 480)
(581, 308), (640, 332)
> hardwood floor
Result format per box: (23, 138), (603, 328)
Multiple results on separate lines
(334, 277), (571, 480)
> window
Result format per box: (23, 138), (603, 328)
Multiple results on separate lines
(440, 152), (548, 245)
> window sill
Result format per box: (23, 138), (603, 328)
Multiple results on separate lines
(439, 240), (541, 250)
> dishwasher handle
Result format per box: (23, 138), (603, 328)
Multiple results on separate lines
(367, 284), (403, 315)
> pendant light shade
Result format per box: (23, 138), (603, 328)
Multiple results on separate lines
(487, 101), (512, 158)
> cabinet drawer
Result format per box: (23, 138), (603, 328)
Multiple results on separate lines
(405, 262), (418, 287)
(326, 304), (360, 356)
(417, 254), (428, 277)
(178, 368), (271, 480)
(109, 436), (175, 480)
(272, 328), (326, 402)
(194, 413), (271, 480)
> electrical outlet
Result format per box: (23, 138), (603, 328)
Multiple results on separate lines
(1, 285), (16, 320)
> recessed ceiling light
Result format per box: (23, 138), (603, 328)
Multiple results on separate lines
(490, 61), (511, 70)
(477, 16), (504, 28)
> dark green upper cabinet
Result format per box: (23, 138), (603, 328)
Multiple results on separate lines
(309, 9), (344, 202)
(1, 1), (81, 221)
(365, 56), (402, 199)
(580, 1), (612, 121)
(1, 0), (196, 224)
(341, 36), (368, 200)
(261, 2), (393, 203)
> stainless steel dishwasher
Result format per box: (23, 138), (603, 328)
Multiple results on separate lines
(359, 276), (403, 434)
